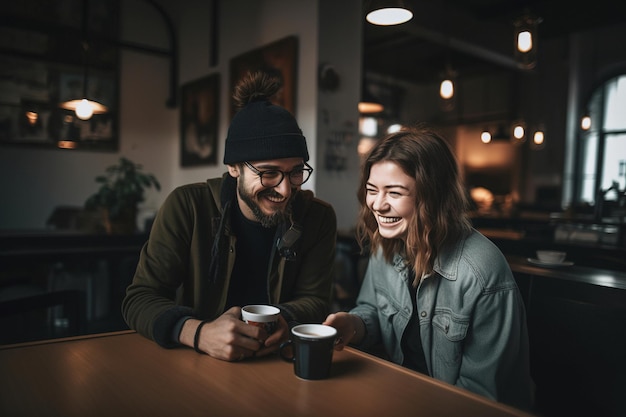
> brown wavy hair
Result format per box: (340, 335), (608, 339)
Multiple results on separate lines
(355, 125), (472, 286)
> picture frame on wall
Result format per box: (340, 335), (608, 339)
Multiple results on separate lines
(180, 73), (220, 167)
(0, 0), (120, 151)
(229, 35), (298, 119)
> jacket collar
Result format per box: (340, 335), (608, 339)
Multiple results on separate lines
(389, 234), (468, 282)
(432, 234), (469, 281)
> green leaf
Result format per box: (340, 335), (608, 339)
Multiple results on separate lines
(84, 157), (161, 221)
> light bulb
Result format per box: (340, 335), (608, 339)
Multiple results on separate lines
(358, 101), (384, 114)
(517, 31), (533, 53)
(513, 125), (525, 139)
(75, 99), (94, 120)
(366, 8), (413, 26)
(440, 79), (454, 99)
(58, 140), (78, 149)
(26, 111), (38, 125)
(359, 117), (378, 137)
(533, 130), (544, 145)
(481, 131), (492, 144)
(387, 123), (403, 134)
(581, 115), (591, 130)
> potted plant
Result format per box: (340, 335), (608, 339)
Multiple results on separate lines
(85, 157), (161, 234)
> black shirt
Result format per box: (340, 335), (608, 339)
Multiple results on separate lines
(225, 201), (276, 309)
(401, 272), (429, 375)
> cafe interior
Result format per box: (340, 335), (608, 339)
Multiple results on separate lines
(1, 0), (625, 416)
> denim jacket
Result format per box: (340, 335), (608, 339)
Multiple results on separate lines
(351, 229), (532, 411)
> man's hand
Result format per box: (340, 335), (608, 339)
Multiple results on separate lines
(180, 307), (289, 361)
(255, 313), (289, 357)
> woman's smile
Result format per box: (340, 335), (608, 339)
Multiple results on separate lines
(365, 161), (416, 240)
(378, 215), (402, 224)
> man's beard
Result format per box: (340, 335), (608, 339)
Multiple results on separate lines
(237, 181), (294, 228)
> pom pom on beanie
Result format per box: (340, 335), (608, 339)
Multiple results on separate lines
(223, 71), (309, 164)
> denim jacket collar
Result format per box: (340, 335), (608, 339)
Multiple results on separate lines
(391, 233), (470, 283)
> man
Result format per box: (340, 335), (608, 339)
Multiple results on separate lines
(122, 71), (337, 362)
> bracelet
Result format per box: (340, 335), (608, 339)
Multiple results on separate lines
(193, 320), (210, 354)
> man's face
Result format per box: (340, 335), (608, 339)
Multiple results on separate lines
(228, 157), (304, 227)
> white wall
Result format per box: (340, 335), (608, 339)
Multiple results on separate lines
(173, 0), (320, 190)
(316, 0), (362, 234)
(0, 0), (326, 231)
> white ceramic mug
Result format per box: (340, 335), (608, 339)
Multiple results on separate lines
(241, 305), (280, 335)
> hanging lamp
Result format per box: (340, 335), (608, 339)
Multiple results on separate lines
(581, 113), (592, 131)
(480, 129), (492, 144)
(514, 12), (541, 69)
(581, 32), (597, 132)
(531, 124), (546, 149)
(358, 80), (384, 114)
(59, 0), (108, 121)
(511, 120), (527, 144)
(439, 63), (457, 111)
(365, 0), (413, 26)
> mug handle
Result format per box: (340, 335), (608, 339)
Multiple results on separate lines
(279, 340), (295, 363)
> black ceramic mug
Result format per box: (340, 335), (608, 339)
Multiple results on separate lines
(279, 324), (337, 380)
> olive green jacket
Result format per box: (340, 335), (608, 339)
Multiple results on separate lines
(122, 174), (337, 347)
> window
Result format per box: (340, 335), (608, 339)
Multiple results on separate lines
(576, 75), (626, 204)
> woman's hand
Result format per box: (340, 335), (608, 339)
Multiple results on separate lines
(323, 312), (363, 350)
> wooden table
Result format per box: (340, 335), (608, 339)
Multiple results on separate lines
(0, 331), (534, 417)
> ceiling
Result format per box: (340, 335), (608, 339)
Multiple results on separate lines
(363, 0), (626, 85)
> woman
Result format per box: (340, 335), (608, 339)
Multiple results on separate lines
(324, 125), (532, 410)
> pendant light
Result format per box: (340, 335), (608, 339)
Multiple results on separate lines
(439, 5), (456, 111)
(581, 32), (597, 132)
(358, 79), (384, 114)
(439, 64), (457, 111)
(531, 124), (546, 149)
(439, 78), (454, 100)
(581, 113), (592, 131)
(479, 79), (491, 144)
(480, 129), (492, 144)
(511, 120), (526, 144)
(365, 0), (413, 26)
(59, 0), (108, 121)
(514, 12), (541, 69)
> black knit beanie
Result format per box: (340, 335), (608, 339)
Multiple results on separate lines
(223, 98), (309, 164)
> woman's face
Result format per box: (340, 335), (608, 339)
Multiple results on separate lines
(365, 161), (416, 241)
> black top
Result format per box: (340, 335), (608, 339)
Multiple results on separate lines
(401, 273), (429, 375)
(225, 200), (276, 309)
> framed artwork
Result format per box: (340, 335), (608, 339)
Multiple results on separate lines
(180, 73), (220, 167)
(229, 36), (298, 118)
(0, 0), (120, 151)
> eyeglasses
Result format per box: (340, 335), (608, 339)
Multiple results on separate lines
(243, 161), (313, 187)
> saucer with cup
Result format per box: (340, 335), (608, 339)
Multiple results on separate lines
(528, 250), (573, 267)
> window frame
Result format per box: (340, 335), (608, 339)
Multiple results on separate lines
(574, 74), (626, 205)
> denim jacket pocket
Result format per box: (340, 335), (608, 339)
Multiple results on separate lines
(431, 310), (469, 372)
(375, 290), (405, 359)
(376, 290), (402, 323)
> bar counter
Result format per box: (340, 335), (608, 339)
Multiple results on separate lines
(505, 255), (626, 417)
(0, 331), (533, 417)
(506, 255), (626, 290)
